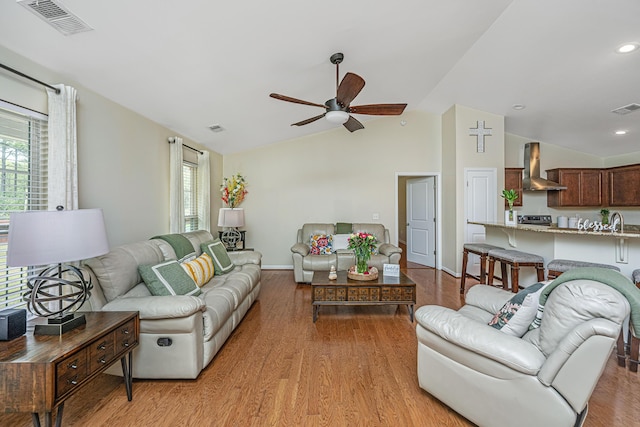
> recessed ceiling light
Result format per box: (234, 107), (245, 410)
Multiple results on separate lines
(512, 104), (526, 110)
(615, 130), (627, 135)
(615, 42), (639, 54)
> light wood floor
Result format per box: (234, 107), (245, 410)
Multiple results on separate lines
(2, 267), (639, 426)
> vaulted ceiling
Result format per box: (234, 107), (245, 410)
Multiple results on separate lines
(1, 0), (638, 156)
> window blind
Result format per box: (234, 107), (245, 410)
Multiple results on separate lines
(0, 102), (48, 310)
(183, 161), (198, 232)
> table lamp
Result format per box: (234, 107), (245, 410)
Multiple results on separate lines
(218, 208), (244, 250)
(7, 207), (109, 335)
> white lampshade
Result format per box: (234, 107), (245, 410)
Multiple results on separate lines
(7, 208), (110, 267)
(325, 110), (349, 124)
(217, 208), (245, 228)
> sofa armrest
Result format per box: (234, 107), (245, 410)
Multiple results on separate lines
(228, 250), (262, 265)
(464, 284), (515, 314)
(291, 242), (310, 256)
(416, 305), (545, 375)
(378, 243), (401, 257)
(102, 295), (206, 320)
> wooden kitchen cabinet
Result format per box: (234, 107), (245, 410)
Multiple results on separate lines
(546, 168), (603, 207)
(606, 164), (640, 206)
(504, 168), (524, 208)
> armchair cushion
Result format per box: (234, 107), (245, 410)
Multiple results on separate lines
(102, 294), (206, 320)
(310, 234), (333, 255)
(201, 239), (235, 275)
(139, 260), (201, 297)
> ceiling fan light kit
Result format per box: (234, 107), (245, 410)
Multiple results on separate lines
(325, 110), (349, 124)
(270, 53), (407, 132)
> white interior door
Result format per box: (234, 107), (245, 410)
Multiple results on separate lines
(407, 177), (435, 267)
(464, 169), (497, 275)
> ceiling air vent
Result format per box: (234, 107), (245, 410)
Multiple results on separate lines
(18, 0), (93, 36)
(208, 124), (225, 133)
(611, 103), (640, 115)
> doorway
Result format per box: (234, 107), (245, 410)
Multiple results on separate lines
(396, 173), (440, 269)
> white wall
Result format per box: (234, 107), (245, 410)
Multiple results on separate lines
(222, 110), (441, 267)
(0, 45), (223, 248)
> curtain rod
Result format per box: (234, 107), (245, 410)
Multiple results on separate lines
(0, 63), (61, 94)
(167, 137), (203, 155)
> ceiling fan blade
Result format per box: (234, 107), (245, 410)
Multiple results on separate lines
(270, 93), (326, 109)
(336, 72), (365, 107)
(343, 115), (364, 132)
(291, 113), (326, 127)
(349, 103), (407, 116)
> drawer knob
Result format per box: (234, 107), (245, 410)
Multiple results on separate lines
(122, 329), (130, 335)
(97, 341), (107, 350)
(123, 341), (129, 348)
(68, 376), (78, 385)
(99, 358), (106, 364)
(68, 360), (78, 369)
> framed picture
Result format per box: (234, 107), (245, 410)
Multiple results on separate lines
(383, 263), (400, 277)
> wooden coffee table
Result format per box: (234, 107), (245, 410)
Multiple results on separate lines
(311, 270), (416, 322)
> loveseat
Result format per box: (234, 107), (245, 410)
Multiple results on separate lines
(291, 223), (402, 283)
(81, 230), (261, 379)
(415, 268), (635, 427)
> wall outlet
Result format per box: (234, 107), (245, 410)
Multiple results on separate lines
(372, 213), (380, 220)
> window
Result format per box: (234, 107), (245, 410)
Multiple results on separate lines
(0, 101), (48, 310)
(183, 161), (198, 231)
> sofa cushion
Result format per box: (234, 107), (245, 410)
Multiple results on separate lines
(139, 260), (201, 296)
(201, 239), (235, 275)
(310, 234), (332, 255)
(332, 234), (351, 250)
(488, 282), (549, 337)
(181, 253), (214, 287)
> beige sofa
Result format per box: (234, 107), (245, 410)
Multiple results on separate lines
(291, 223), (402, 283)
(81, 230), (261, 379)
(415, 277), (630, 427)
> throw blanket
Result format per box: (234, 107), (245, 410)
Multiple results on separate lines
(531, 267), (640, 332)
(152, 234), (195, 262)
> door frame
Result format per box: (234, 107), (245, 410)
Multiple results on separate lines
(395, 172), (442, 270)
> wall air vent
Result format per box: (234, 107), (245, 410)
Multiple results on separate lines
(18, 0), (93, 36)
(611, 103), (640, 115)
(208, 124), (225, 133)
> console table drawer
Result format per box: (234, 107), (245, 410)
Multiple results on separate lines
(89, 335), (116, 372)
(56, 348), (89, 397)
(115, 319), (136, 353)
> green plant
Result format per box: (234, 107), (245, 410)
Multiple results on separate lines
(600, 208), (610, 225)
(501, 189), (519, 211)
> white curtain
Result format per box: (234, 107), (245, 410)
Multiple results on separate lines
(46, 84), (78, 211)
(169, 136), (184, 233)
(197, 150), (210, 231)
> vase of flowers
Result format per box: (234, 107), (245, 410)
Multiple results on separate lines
(347, 232), (378, 274)
(221, 173), (248, 208)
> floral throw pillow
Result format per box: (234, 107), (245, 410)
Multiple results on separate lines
(310, 234), (332, 255)
(488, 281), (551, 337)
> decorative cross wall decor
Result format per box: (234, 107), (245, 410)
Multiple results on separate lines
(469, 120), (492, 153)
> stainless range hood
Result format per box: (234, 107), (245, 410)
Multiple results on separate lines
(522, 142), (567, 191)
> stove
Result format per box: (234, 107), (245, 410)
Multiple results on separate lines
(517, 215), (552, 226)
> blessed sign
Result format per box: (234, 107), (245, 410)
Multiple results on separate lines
(577, 218), (620, 233)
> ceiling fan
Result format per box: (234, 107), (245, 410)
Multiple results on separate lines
(269, 53), (407, 132)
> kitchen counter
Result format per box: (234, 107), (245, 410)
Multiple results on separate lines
(468, 221), (640, 239)
(469, 221), (639, 280)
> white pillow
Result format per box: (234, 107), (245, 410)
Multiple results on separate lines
(332, 234), (351, 250)
(488, 281), (552, 337)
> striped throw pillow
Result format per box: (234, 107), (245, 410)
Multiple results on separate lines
(181, 253), (214, 287)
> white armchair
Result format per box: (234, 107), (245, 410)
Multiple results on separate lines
(415, 279), (630, 427)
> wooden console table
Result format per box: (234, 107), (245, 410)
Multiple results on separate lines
(0, 311), (139, 427)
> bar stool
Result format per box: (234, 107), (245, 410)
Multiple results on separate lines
(547, 259), (620, 280)
(487, 249), (545, 293)
(460, 243), (503, 294)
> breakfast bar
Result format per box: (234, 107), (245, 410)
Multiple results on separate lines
(468, 221), (640, 280)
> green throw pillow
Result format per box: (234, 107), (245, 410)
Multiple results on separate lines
(201, 239), (235, 275)
(139, 260), (201, 296)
